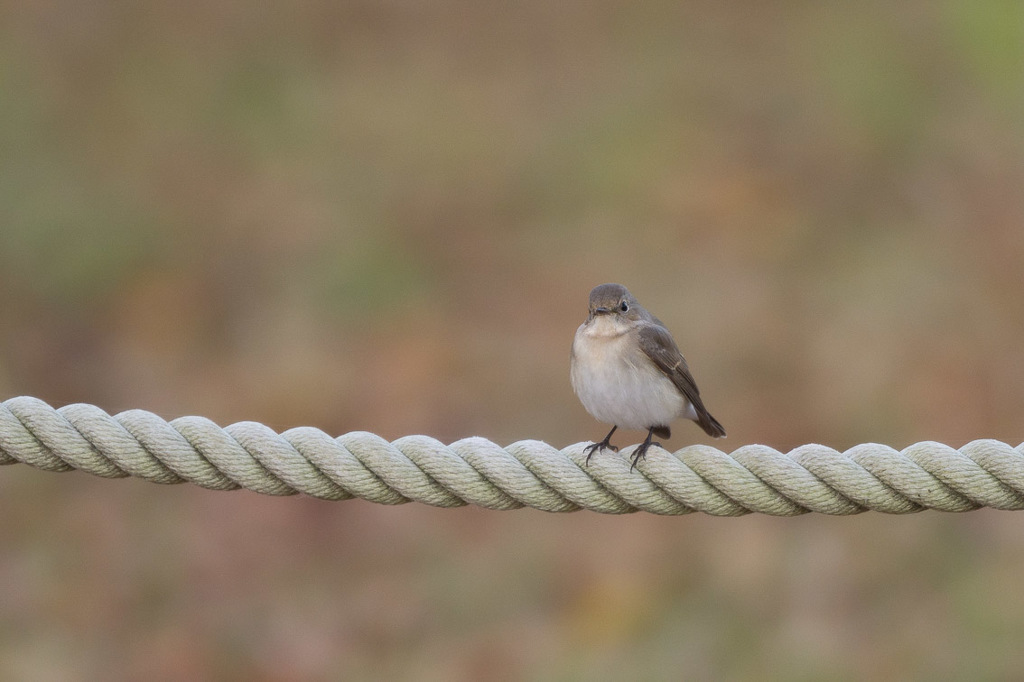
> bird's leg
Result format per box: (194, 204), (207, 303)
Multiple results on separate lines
(584, 425), (619, 464)
(630, 427), (662, 472)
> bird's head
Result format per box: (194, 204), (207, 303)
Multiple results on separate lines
(586, 283), (645, 323)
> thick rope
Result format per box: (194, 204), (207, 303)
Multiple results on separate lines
(1, 396), (1022, 516)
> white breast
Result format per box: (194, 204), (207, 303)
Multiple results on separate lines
(570, 320), (690, 430)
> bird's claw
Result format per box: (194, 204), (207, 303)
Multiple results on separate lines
(584, 440), (617, 465)
(629, 440), (662, 472)
(583, 426), (620, 465)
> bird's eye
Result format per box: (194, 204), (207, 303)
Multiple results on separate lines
(620, 301), (629, 312)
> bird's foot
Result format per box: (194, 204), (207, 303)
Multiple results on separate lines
(629, 427), (662, 472)
(584, 427), (619, 465)
(629, 440), (662, 471)
(583, 439), (619, 464)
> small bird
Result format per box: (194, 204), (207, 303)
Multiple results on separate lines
(570, 283), (725, 470)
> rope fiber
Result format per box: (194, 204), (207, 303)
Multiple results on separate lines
(1, 396), (1022, 516)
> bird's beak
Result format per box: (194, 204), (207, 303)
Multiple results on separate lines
(593, 307), (611, 315)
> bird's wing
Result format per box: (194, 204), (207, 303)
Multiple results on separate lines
(637, 324), (726, 437)
(637, 324), (701, 404)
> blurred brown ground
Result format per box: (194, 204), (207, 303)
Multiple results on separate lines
(1, 0), (1023, 679)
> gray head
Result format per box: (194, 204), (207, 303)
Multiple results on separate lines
(586, 283), (648, 323)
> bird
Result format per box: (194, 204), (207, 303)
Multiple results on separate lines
(570, 283), (725, 470)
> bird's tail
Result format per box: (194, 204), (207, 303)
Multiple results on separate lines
(695, 406), (726, 438)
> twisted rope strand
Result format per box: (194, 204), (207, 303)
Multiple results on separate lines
(1, 396), (1022, 516)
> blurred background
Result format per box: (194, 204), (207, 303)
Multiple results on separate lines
(1, 0), (1023, 678)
